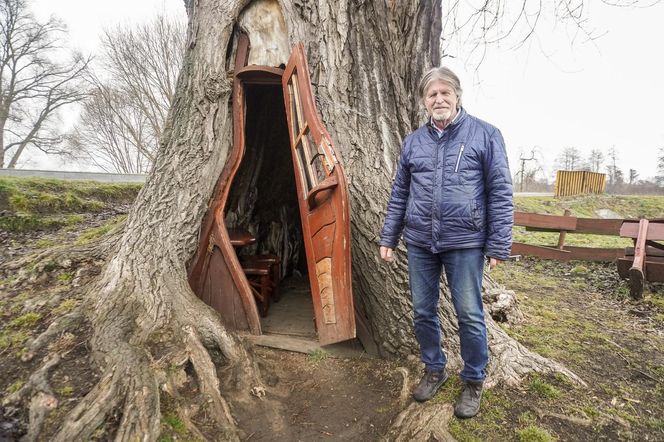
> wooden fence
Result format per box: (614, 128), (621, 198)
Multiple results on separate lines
(554, 170), (606, 197)
(512, 211), (664, 299)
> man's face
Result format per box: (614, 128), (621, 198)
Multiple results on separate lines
(424, 80), (458, 122)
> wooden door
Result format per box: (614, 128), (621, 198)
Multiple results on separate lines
(282, 43), (355, 345)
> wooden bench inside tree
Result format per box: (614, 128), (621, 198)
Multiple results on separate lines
(618, 219), (664, 299)
(240, 254), (281, 317)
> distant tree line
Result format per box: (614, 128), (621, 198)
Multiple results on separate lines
(553, 146), (663, 194)
(513, 145), (664, 194)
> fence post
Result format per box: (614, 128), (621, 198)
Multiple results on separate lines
(557, 209), (572, 250)
(629, 219), (649, 300)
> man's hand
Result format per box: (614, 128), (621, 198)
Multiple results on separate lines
(487, 257), (499, 270)
(380, 246), (394, 263)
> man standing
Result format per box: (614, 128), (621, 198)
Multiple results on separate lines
(379, 67), (513, 418)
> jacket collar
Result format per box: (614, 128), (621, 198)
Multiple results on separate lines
(426, 107), (466, 138)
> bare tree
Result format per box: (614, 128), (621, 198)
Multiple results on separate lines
(66, 85), (152, 173)
(515, 147), (546, 191)
(67, 14), (185, 172)
(0, 0), (89, 168)
(100, 14), (185, 149)
(587, 148), (605, 173)
(606, 145), (623, 187)
(657, 147), (664, 186)
(556, 146), (583, 170)
(440, 0), (660, 73)
(628, 168), (639, 185)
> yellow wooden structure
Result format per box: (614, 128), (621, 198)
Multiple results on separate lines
(554, 170), (606, 197)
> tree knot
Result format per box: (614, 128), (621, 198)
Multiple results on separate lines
(203, 73), (231, 102)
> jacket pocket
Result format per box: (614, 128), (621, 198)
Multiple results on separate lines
(471, 200), (485, 231)
(454, 143), (465, 173)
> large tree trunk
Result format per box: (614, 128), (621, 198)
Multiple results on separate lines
(4, 0), (581, 440)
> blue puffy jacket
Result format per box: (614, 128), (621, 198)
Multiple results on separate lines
(380, 108), (513, 260)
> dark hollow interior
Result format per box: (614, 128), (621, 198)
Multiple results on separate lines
(225, 83), (306, 278)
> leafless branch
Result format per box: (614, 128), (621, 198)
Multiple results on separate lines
(64, 14), (185, 173)
(0, 0), (90, 168)
(440, 0), (659, 74)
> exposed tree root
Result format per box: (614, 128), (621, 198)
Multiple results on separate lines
(387, 402), (456, 442)
(3, 354), (60, 406)
(182, 324), (238, 430)
(52, 370), (123, 441)
(0, 226), (120, 277)
(3, 354), (61, 441)
(534, 408), (593, 427)
(25, 392), (59, 442)
(483, 274), (523, 325)
(24, 308), (85, 361)
(43, 262), (265, 441)
(486, 317), (586, 388)
(395, 367), (412, 408)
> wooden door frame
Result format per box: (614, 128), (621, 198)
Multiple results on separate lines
(188, 34), (265, 335)
(189, 38), (354, 345)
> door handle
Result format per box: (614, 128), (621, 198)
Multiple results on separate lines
(306, 175), (338, 208)
(310, 152), (325, 165)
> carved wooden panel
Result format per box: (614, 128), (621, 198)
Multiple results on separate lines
(316, 258), (336, 324)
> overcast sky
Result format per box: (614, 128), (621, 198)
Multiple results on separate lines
(444, 1), (664, 182)
(24, 0), (664, 181)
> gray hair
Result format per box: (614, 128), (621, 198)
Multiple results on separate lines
(418, 67), (463, 108)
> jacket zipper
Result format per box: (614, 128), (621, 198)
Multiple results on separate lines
(454, 144), (465, 172)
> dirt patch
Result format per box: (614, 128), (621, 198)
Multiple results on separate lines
(231, 347), (403, 441)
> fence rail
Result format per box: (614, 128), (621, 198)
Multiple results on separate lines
(512, 211), (664, 299)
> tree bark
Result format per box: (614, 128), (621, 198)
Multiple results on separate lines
(6, 0), (581, 439)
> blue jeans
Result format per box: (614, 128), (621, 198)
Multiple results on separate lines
(406, 244), (488, 383)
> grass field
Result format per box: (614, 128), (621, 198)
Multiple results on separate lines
(0, 177), (140, 233)
(514, 194), (664, 219)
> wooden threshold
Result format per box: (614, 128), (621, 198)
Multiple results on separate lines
(243, 333), (371, 359)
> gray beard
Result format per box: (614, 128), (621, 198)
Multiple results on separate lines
(432, 110), (452, 121)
